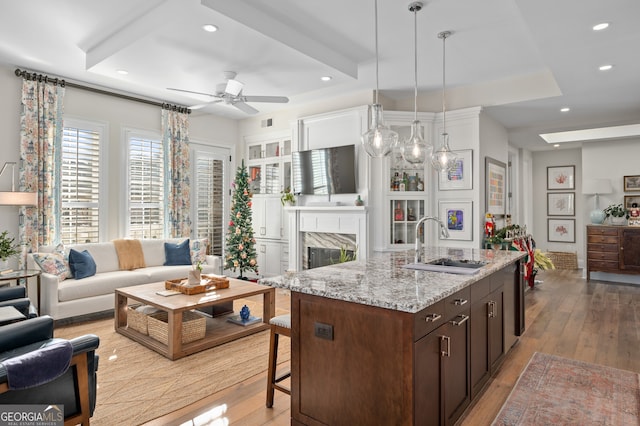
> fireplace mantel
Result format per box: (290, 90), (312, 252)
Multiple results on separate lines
(285, 206), (368, 271)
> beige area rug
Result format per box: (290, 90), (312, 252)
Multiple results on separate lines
(54, 299), (290, 426)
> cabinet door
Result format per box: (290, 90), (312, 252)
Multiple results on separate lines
(255, 240), (282, 277)
(389, 199), (425, 247)
(488, 287), (505, 372)
(442, 315), (471, 426)
(248, 164), (262, 194)
(415, 329), (443, 426)
(620, 228), (640, 271)
(263, 197), (283, 239)
(470, 294), (490, 399)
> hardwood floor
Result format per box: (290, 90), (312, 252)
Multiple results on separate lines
(144, 270), (640, 426)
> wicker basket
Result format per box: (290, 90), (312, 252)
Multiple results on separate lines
(127, 305), (151, 335)
(545, 251), (578, 270)
(147, 310), (206, 344)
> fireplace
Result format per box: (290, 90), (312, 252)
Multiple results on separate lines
(308, 247), (355, 269)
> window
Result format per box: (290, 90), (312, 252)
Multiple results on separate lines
(193, 147), (227, 257)
(60, 120), (104, 244)
(127, 131), (164, 239)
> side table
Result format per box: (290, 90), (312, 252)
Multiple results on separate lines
(0, 269), (42, 315)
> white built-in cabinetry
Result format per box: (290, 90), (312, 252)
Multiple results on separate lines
(245, 131), (293, 278)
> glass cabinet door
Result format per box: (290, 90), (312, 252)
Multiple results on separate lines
(263, 161), (280, 194)
(248, 164), (262, 194)
(265, 141), (280, 158)
(390, 199), (425, 246)
(248, 144), (263, 160)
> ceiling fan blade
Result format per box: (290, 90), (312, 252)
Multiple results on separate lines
(225, 79), (244, 97)
(233, 101), (259, 115)
(242, 95), (289, 103)
(166, 87), (219, 98)
(189, 100), (223, 110)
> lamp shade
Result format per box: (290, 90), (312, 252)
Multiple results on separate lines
(0, 191), (38, 206)
(582, 178), (612, 195)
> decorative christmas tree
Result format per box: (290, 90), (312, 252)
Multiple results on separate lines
(225, 160), (258, 278)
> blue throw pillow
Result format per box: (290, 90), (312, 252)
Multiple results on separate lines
(68, 249), (97, 280)
(164, 239), (191, 266)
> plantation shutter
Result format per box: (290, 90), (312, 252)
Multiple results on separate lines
(195, 154), (224, 256)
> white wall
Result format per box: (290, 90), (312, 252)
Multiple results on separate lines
(0, 64), (238, 261)
(531, 148), (583, 260)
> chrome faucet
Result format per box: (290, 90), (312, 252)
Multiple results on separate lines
(415, 216), (450, 263)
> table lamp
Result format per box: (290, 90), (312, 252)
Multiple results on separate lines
(582, 178), (612, 224)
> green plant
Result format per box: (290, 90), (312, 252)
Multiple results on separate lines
(485, 235), (504, 245)
(0, 231), (20, 261)
(280, 187), (295, 206)
(338, 246), (357, 263)
(194, 261), (203, 272)
(604, 203), (629, 219)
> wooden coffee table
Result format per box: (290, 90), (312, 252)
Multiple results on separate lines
(114, 278), (275, 360)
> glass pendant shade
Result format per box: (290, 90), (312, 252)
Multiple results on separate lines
(431, 132), (457, 171)
(362, 104), (398, 157)
(402, 120), (431, 164)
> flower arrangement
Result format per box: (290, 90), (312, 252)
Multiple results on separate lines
(280, 187), (295, 206)
(533, 249), (555, 271)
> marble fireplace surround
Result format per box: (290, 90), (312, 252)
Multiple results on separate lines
(286, 206), (368, 271)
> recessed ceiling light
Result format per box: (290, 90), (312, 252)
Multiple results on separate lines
(116, 69), (128, 75)
(599, 64), (613, 71)
(593, 22), (609, 31)
(560, 107), (570, 112)
(202, 24), (218, 32)
(321, 76), (332, 82)
(554, 144), (560, 148)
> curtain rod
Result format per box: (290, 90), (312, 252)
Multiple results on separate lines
(14, 68), (191, 114)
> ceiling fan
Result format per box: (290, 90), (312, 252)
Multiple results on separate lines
(167, 71), (289, 114)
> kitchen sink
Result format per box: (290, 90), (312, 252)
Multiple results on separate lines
(426, 258), (487, 269)
(402, 258), (487, 275)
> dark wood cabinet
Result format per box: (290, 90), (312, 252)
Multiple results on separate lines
(587, 225), (640, 280)
(290, 260), (522, 426)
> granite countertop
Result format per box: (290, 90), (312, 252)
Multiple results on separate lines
(259, 246), (526, 313)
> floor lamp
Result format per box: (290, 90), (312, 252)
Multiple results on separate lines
(582, 178), (612, 224)
(0, 162), (38, 271)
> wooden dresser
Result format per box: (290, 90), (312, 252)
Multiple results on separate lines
(586, 225), (640, 280)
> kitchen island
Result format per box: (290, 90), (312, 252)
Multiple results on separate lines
(260, 246), (526, 426)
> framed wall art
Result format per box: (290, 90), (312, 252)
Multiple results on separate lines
(623, 175), (640, 191)
(548, 218), (575, 243)
(485, 157), (506, 216)
(624, 195), (640, 210)
(438, 149), (473, 190)
(439, 200), (473, 240)
(547, 192), (575, 216)
(547, 165), (575, 190)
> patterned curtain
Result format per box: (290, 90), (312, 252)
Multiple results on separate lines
(162, 108), (191, 237)
(18, 79), (65, 259)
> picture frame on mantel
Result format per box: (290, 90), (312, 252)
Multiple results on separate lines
(547, 165), (575, 190)
(439, 200), (473, 241)
(485, 157), (506, 216)
(438, 149), (473, 190)
(548, 218), (575, 243)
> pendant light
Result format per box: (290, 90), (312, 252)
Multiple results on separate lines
(402, 2), (432, 165)
(430, 31), (458, 171)
(361, 0), (398, 158)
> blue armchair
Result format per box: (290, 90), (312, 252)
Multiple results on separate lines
(0, 316), (99, 426)
(0, 285), (37, 318)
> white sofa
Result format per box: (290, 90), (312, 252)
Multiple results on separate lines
(27, 238), (221, 320)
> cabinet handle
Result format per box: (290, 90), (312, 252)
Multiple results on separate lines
(261, 227), (266, 235)
(440, 335), (450, 357)
(488, 301), (496, 318)
(453, 298), (468, 306)
(425, 313), (442, 323)
(450, 314), (469, 326)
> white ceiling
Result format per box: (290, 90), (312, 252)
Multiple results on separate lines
(1, 0), (639, 151)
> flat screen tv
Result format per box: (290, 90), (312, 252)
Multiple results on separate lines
(292, 144), (356, 195)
